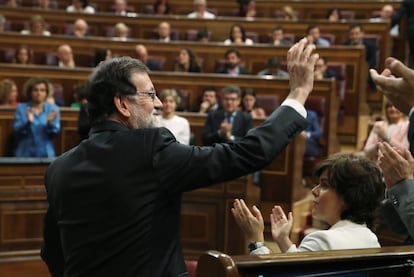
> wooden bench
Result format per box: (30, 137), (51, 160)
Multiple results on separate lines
(16, 0), (402, 20)
(196, 246), (414, 277)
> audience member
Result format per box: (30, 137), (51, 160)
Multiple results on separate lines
(232, 153), (383, 254)
(174, 48), (202, 73)
(4, 0), (17, 7)
(0, 14), (7, 32)
(370, 4), (398, 37)
(21, 15), (51, 36)
(326, 8), (341, 21)
(70, 18), (89, 38)
(153, 0), (171, 15)
(314, 57), (337, 80)
(93, 48), (112, 67)
(13, 77), (60, 157)
(35, 0), (57, 9)
(192, 86), (222, 114)
(196, 29), (210, 43)
(46, 82), (64, 107)
(392, 0), (414, 68)
(302, 109), (321, 158)
(40, 38), (317, 276)
(134, 44), (161, 71)
(57, 44), (75, 68)
(113, 22), (130, 41)
(237, 0), (257, 18)
(216, 48), (251, 76)
(113, 0), (129, 15)
(280, 5), (298, 21)
(13, 45), (33, 65)
(378, 142), (414, 241)
(343, 23), (377, 69)
(270, 26), (292, 46)
(155, 21), (174, 42)
(224, 24), (254, 45)
(156, 89), (191, 145)
(306, 24), (330, 47)
(343, 23), (377, 89)
(187, 0), (215, 19)
(363, 101), (408, 160)
(202, 86), (252, 145)
(241, 88), (266, 118)
(66, 0), (95, 14)
(257, 56), (289, 77)
(0, 78), (19, 106)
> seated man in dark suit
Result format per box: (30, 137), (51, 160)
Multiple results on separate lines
(301, 109), (321, 158)
(192, 86), (223, 114)
(216, 48), (251, 76)
(134, 44), (161, 71)
(343, 23), (377, 90)
(202, 85), (252, 145)
(314, 56), (337, 80)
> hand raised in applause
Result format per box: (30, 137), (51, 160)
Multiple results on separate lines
(270, 205), (293, 252)
(47, 110), (58, 125)
(377, 142), (414, 188)
(370, 57), (414, 115)
(26, 106), (34, 123)
(220, 121), (232, 138)
(231, 199), (264, 242)
(286, 37), (318, 105)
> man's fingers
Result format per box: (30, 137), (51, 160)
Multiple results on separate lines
(386, 57), (409, 78)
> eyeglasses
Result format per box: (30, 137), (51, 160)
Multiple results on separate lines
(136, 90), (156, 101)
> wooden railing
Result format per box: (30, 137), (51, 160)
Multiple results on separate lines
(196, 246), (414, 277)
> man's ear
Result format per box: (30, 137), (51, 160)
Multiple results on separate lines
(113, 96), (131, 117)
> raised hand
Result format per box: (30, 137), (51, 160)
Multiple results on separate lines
(286, 37), (319, 105)
(270, 205), (293, 252)
(231, 199), (264, 242)
(370, 57), (414, 115)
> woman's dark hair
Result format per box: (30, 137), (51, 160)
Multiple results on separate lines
(153, 0), (171, 14)
(87, 57), (149, 125)
(326, 8), (342, 20)
(313, 153), (384, 229)
(176, 48), (201, 73)
(23, 77), (50, 101)
(229, 23), (247, 42)
(241, 87), (258, 112)
(14, 45), (33, 64)
(93, 48), (109, 67)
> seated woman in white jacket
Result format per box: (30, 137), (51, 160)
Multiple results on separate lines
(232, 153), (383, 254)
(156, 88), (190, 145)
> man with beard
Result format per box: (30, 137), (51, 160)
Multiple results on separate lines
(216, 48), (251, 75)
(41, 37), (318, 277)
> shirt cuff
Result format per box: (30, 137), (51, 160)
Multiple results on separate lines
(410, 107), (414, 118)
(250, 246), (271, 255)
(281, 99), (307, 118)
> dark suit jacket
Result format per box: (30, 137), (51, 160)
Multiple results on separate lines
(409, 112), (414, 156)
(202, 110), (252, 145)
(343, 39), (377, 69)
(41, 106), (308, 277)
(216, 65), (251, 75)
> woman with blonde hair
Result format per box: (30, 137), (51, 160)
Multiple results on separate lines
(156, 89), (190, 145)
(0, 78), (19, 106)
(363, 100), (409, 160)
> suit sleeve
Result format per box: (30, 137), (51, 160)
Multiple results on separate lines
(154, 105), (308, 193)
(385, 179), (414, 240)
(202, 113), (226, 145)
(41, 204), (64, 277)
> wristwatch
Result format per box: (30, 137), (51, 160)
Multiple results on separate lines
(248, 241), (265, 253)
